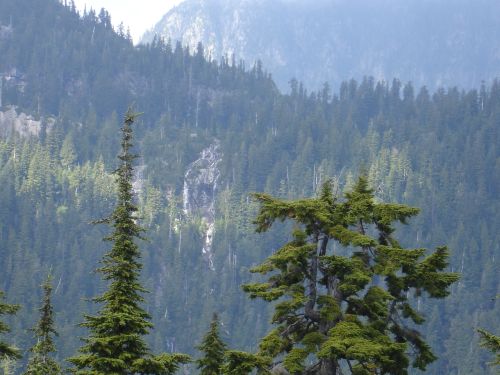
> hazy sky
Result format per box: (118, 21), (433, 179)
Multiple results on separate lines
(72, 0), (184, 43)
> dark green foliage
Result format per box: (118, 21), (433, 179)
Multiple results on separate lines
(0, 1), (498, 373)
(245, 177), (459, 374)
(68, 110), (190, 374)
(23, 274), (61, 375)
(0, 291), (20, 360)
(478, 329), (500, 367)
(196, 313), (227, 375)
(221, 351), (270, 375)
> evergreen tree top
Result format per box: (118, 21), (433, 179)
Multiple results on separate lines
(69, 109), (190, 374)
(196, 313), (227, 375)
(244, 176), (459, 374)
(33, 274), (58, 353)
(23, 273), (61, 375)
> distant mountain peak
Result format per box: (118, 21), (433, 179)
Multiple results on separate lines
(142, 0), (500, 92)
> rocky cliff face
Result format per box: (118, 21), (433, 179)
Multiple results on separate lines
(182, 141), (222, 269)
(142, 0), (500, 92)
(0, 106), (54, 138)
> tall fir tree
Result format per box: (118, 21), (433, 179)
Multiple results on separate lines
(0, 291), (20, 361)
(69, 109), (189, 374)
(196, 313), (227, 375)
(23, 274), (61, 375)
(243, 177), (459, 374)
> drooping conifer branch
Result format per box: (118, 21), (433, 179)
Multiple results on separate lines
(244, 176), (459, 374)
(0, 291), (20, 361)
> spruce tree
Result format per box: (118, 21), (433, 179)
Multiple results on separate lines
(477, 295), (500, 368)
(23, 274), (61, 375)
(196, 314), (271, 375)
(477, 329), (500, 367)
(244, 177), (459, 374)
(221, 351), (270, 375)
(196, 313), (227, 375)
(0, 291), (19, 360)
(69, 109), (189, 374)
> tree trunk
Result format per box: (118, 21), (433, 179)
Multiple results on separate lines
(318, 358), (337, 375)
(305, 234), (320, 322)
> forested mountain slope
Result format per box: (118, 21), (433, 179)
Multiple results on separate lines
(143, 0), (500, 92)
(0, 0), (498, 373)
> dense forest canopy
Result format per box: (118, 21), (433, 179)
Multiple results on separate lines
(0, 0), (498, 374)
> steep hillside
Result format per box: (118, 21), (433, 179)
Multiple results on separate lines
(0, 0), (498, 373)
(143, 0), (500, 92)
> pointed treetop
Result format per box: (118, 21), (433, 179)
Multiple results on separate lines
(23, 273), (61, 375)
(196, 313), (227, 375)
(69, 110), (190, 374)
(124, 106), (143, 124)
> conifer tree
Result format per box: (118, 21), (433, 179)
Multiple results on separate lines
(1, 357), (19, 375)
(69, 109), (189, 374)
(196, 313), (227, 375)
(0, 291), (19, 361)
(477, 329), (500, 367)
(477, 295), (500, 368)
(244, 177), (459, 374)
(221, 351), (270, 375)
(23, 274), (61, 375)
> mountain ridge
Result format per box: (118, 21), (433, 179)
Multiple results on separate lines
(142, 0), (500, 92)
